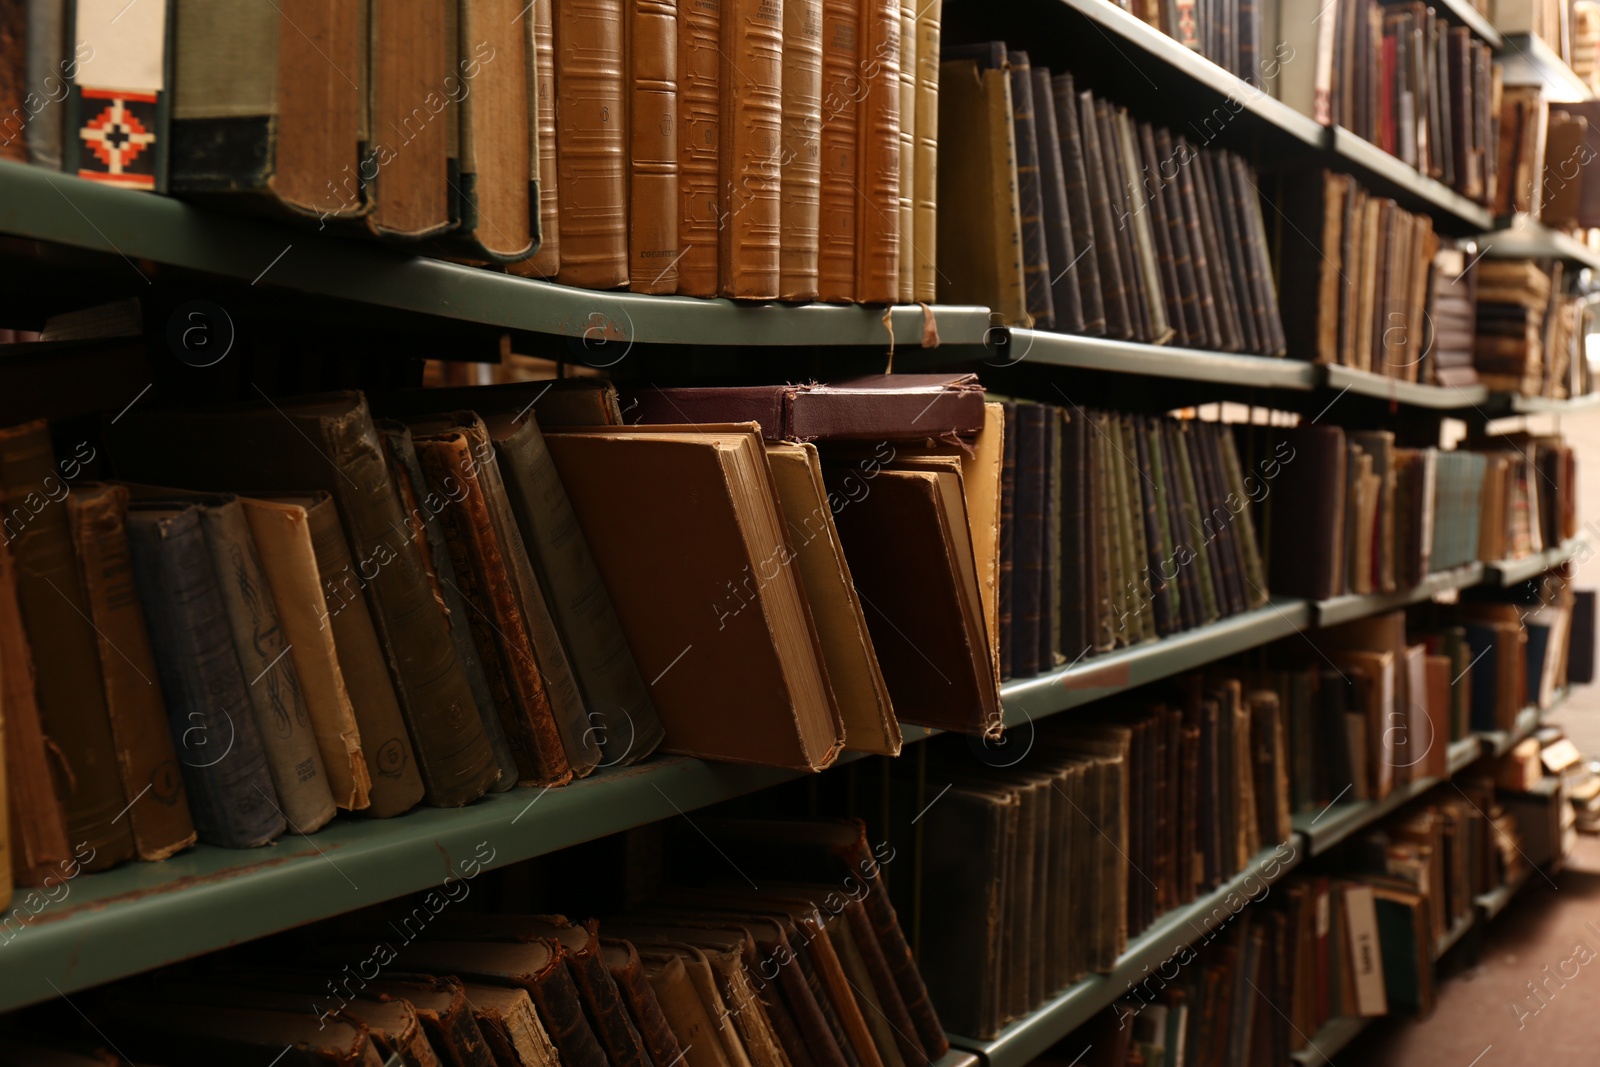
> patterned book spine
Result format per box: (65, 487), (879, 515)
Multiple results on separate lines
(629, 0), (680, 292)
(513, 0), (561, 276)
(853, 0), (899, 303)
(779, 0), (823, 300)
(817, 0), (859, 301)
(677, 0), (721, 295)
(68, 0), (170, 190)
(896, 0), (916, 303)
(1008, 52), (1054, 329)
(718, 0), (783, 297)
(555, 0), (629, 289)
(912, 0), (940, 303)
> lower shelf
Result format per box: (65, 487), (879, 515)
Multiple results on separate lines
(1289, 1014), (1374, 1067)
(1477, 864), (1534, 921)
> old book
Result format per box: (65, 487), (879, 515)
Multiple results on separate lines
(0, 533), (70, 887)
(125, 505), (284, 848)
(1007, 53), (1054, 329)
(66, 485), (195, 860)
(107, 392), (499, 808)
(0, 1), (22, 164)
(780, 0), (823, 301)
(766, 443), (901, 755)
(603, 939), (686, 1067)
(63, 0), (171, 191)
(677, 0), (721, 295)
(463, 982), (561, 1067)
(238, 496), (370, 812)
(169, 0), (363, 222)
(627, 0), (679, 292)
(935, 59), (1025, 324)
(639, 947), (736, 1067)
(1116, 109), (1172, 344)
(357, 975), (497, 1067)
(510, 0), (560, 277)
(817, 0), (860, 302)
(0, 422), (134, 869)
(555, 0), (628, 288)
(364, 0), (453, 238)
(1263, 425), (1347, 600)
(1097, 102), (1150, 343)
(1136, 124), (1184, 347)
(1078, 90), (1132, 339)
(1032, 69), (1081, 334)
(897, 0), (916, 304)
(1051, 73), (1106, 334)
(912, 0), (941, 303)
(104, 1001), (385, 1066)
(545, 425), (844, 770)
(1010, 404), (1045, 678)
(720, 0), (783, 298)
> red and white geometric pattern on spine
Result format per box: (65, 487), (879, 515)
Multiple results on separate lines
(76, 89), (159, 190)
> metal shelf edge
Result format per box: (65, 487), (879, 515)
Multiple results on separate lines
(1437, 0), (1503, 47)
(1320, 365), (1490, 410)
(1313, 563), (1485, 628)
(1004, 331), (1318, 390)
(1482, 536), (1589, 586)
(1288, 1016), (1374, 1067)
(1325, 128), (1495, 229)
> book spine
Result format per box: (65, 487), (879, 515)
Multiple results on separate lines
(605, 942), (686, 1067)
(1033, 68), (1084, 334)
(0, 424), (135, 869)
(66, 488), (196, 860)
(896, 0), (916, 304)
(1051, 74), (1104, 334)
(125, 508), (285, 849)
(1077, 90), (1131, 340)
(526, 0), (561, 276)
(817, 0), (859, 302)
(676, 0), (720, 295)
(1008, 53), (1054, 329)
(987, 67), (1027, 326)
(779, 0), (823, 300)
(912, 0), (940, 304)
(568, 934), (654, 1067)
(718, 0), (783, 298)
(629, 0), (680, 293)
(1012, 404), (1045, 679)
(998, 403), (1016, 680)
(531, 956), (615, 1067)
(554, 0), (629, 289)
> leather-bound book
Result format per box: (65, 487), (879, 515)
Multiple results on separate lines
(123, 488), (336, 833)
(627, 0), (680, 292)
(1050, 74), (1104, 334)
(1010, 404), (1045, 679)
(1132, 420), (1175, 637)
(998, 402), (1016, 678)
(602, 939), (685, 1067)
(853, 0), (899, 304)
(1006, 53), (1053, 329)
(1230, 153), (1285, 356)
(103, 1001), (386, 1066)
(545, 425), (845, 770)
(638, 948), (736, 1067)
(1076, 90), (1131, 339)
(106, 392), (499, 808)
(395, 941), (611, 1067)
(817, 0), (860, 302)
(912, 0), (942, 303)
(125, 505), (284, 849)
(1217, 430), (1269, 606)
(1154, 128), (1202, 344)
(1058, 408), (1091, 660)
(463, 983), (562, 1067)
(1206, 151), (1261, 355)
(360, 976), (496, 1067)
(239, 496), (371, 812)
(1173, 136), (1221, 348)
(719, 0), (783, 298)
(676, 0), (721, 296)
(66, 485), (196, 860)
(897, 0), (916, 304)
(365, 0), (453, 239)
(935, 58), (1025, 324)
(1096, 103), (1150, 343)
(0, 534), (70, 888)
(0, 422), (134, 869)
(378, 424), (518, 792)
(780, 0), (824, 301)
(1189, 148), (1243, 352)
(1135, 122), (1185, 347)
(1034, 68), (1083, 334)
(1264, 425), (1347, 600)
(554, 0), (629, 289)
(511, 0), (562, 277)
(169, 0), (364, 223)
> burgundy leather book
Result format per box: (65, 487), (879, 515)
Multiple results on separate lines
(619, 374), (987, 441)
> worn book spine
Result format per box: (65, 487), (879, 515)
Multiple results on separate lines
(518, 0), (561, 277)
(605, 941), (685, 1067)
(1034, 68), (1083, 334)
(1173, 136), (1221, 347)
(896, 0), (915, 304)
(493, 419), (664, 766)
(1012, 404), (1045, 679)
(67, 487), (196, 860)
(1135, 120), (1184, 345)
(780, 0), (823, 300)
(842, 901), (926, 1065)
(0, 534), (70, 886)
(364, 0), (453, 238)
(566, 928), (654, 1067)
(0, 424), (135, 870)
(1008, 53), (1054, 329)
(818, 0), (860, 302)
(444, 0), (534, 261)
(854, 0), (899, 303)
(719, 0), (783, 298)
(125, 508), (285, 849)
(1077, 90), (1131, 339)
(303, 496), (424, 818)
(555, 0), (629, 288)
(677, 0), (721, 295)
(199, 500), (336, 833)
(628, 0), (680, 293)
(998, 403), (1017, 680)
(530, 953), (614, 1067)
(912, 0), (940, 303)
(1051, 74), (1104, 334)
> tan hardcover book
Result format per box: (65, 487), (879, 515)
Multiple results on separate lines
(545, 425), (845, 770)
(555, 0), (629, 288)
(510, 0), (561, 277)
(765, 442), (901, 756)
(628, 0), (680, 292)
(818, 0), (860, 302)
(853, 0), (899, 304)
(461, 983), (561, 1067)
(935, 60), (1025, 326)
(640, 949), (736, 1067)
(829, 913), (907, 1067)
(66, 486), (196, 860)
(896, 0), (916, 304)
(677, 0), (721, 295)
(446, 0), (535, 260)
(239, 496), (371, 811)
(718, 0), (783, 298)
(780, 0), (824, 300)
(366, 0), (453, 238)
(912, 0), (940, 303)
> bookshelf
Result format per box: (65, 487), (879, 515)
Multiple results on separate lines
(1313, 562), (1487, 627)
(1477, 863), (1536, 920)
(1484, 536), (1591, 585)
(1480, 215), (1600, 272)
(1435, 0), (1503, 48)
(1498, 31), (1597, 101)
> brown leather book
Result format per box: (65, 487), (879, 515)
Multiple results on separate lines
(718, 0), (783, 298)
(818, 0), (861, 302)
(462, 982), (562, 1067)
(0, 422), (134, 870)
(555, 0), (629, 288)
(781, 0), (824, 301)
(360, 975), (497, 1067)
(1136, 122), (1184, 347)
(103, 1000), (386, 1066)
(676, 0), (721, 296)
(544, 425), (844, 770)
(852, 0), (899, 304)
(366, 0), (453, 239)
(1174, 136), (1222, 349)
(1034, 67), (1083, 335)
(1076, 90), (1130, 340)
(1048, 74), (1103, 334)
(106, 392), (499, 808)
(1265, 425), (1348, 600)
(627, 0), (680, 292)
(1541, 112), (1588, 229)
(66, 485), (196, 860)
(1007, 52), (1054, 330)
(511, 0), (562, 278)
(0, 533), (70, 888)
(602, 939), (685, 1067)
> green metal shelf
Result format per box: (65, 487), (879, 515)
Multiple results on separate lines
(1479, 703), (1546, 759)
(1289, 1015), (1374, 1067)
(0, 162), (989, 348)
(1320, 365), (1490, 411)
(1498, 32), (1595, 101)
(1325, 127), (1495, 230)
(945, 841), (1302, 1067)
(1508, 392), (1600, 415)
(1483, 536), (1589, 586)
(1313, 562), (1486, 628)
(999, 330), (1318, 391)
(1481, 215), (1600, 271)
(1294, 770), (1454, 857)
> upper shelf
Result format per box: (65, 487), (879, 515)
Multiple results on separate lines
(1439, 0), (1504, 47)
(1498, 32), (1595, 101)
(1483, 535), (1590, 585)
(1481, 215), (1600, 272)
(0, 162), (990, 349)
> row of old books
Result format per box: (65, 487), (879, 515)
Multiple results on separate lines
(1, 816), (954, 1067)
(1249, 424), (1579, 602)
(915, 676), (1294, 1039)
(0, 0), (942, 303)
(1476, 259), (1594, 401)
(992, 402), (1271, 683)
(937, 48), (1285, 352)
